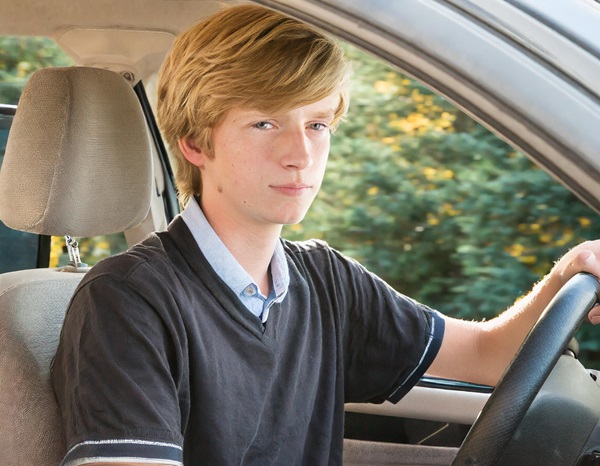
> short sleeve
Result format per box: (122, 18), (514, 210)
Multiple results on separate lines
(51, 263), (187, 466)
(330, 249), (445, 404)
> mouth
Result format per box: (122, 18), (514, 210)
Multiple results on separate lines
(270, 183), (312, 197)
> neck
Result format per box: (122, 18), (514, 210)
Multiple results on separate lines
(202, 204), (282, 295)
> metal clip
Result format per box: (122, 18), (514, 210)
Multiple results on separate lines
(64, 235), (88, 268)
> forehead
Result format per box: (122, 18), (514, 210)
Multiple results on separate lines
(231, 93), (342, 119)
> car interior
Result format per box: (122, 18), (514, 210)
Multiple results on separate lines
(1, 0), (600, 465)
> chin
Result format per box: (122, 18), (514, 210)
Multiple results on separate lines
(269, 205), (310, 226)
(275, 212), (308, 226)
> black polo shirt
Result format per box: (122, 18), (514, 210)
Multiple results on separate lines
(51, 216), (444, 465)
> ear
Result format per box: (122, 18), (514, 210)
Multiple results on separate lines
(178, 137), (208, 168)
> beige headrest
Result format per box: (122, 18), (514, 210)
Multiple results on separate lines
(0, 67), (152, 237)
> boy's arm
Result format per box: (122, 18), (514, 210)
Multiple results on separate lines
(428, 240), (600, 386)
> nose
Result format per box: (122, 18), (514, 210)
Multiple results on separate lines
(280, 128), (313, 170)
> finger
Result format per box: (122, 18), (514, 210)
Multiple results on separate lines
(561, 248), (600, 284)
(588, 304), (600, 325)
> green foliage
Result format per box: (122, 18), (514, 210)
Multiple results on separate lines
(284, 44), (600, 366)
(0, 36), (72, 104)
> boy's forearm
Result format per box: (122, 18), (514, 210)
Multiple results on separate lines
(431, 243), (600, 386)
(476, 271), (563, 385)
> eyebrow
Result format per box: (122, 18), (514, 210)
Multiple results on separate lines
(311, 109), (336, 120)
(242, 107), (336, 121)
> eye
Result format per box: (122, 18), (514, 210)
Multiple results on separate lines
(253, 121), (274, 130)
(309, 122), (329, 132)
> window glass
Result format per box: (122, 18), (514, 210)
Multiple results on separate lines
(49, 234), (128, 268)
(0, 108), (40, 272)
(283, 44), (600, 368)
(0, 36), (72, 104)
(0, 36), (128, 270)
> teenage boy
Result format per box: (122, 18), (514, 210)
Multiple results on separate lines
(51, 4), (600, 466)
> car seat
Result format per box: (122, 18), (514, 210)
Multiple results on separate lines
(0, 66), (153, 466)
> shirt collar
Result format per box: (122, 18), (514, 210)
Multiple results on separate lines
(180, 197), (289, 307)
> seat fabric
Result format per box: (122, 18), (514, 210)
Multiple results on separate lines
(0, 270), (83, 465)
(343, 439), (458, 465)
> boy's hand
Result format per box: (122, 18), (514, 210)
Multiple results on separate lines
(551, 240), (600, 324)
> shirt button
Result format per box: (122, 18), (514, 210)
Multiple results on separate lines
(244, 285), (255, 296)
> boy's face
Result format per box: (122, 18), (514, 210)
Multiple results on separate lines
(185, 93), (340, 233)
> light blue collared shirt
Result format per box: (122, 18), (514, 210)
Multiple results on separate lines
(180, 198), (289, 323)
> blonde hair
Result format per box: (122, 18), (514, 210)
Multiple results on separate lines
(157, 3), (351, 206)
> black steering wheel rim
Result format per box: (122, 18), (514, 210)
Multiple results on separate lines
(452, 273), (600, 466)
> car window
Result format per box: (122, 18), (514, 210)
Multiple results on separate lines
(0, 36), (128, 269)
(283, 43), (600, 369)
(48, 234), (128, 268)
(0, 105), (41, 272)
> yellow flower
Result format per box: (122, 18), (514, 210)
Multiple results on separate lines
(578, 217), (592, 227)
(422, 167), (437, 180)
(374, 80), (397, 94)
(427, 213), (439, 225)
(519, 256), (537, 264)
(49, 236), (64, 268)
(506, 244), (525, 257)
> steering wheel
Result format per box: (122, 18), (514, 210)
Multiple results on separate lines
(452, 272), (600, 466)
